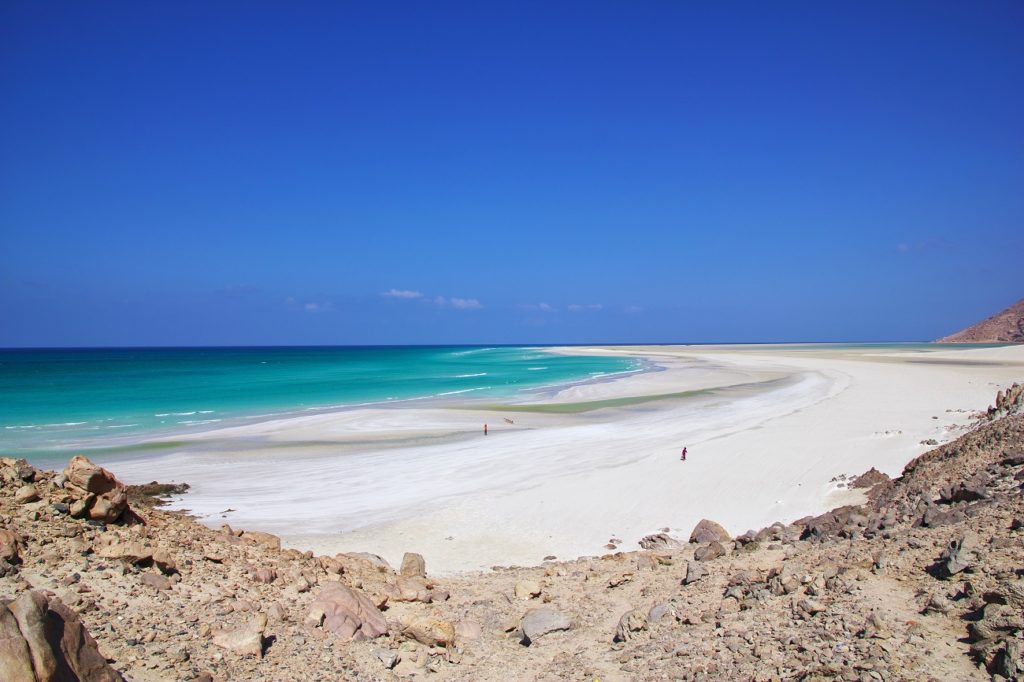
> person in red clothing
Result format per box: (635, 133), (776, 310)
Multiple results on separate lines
(484, 423), (488, 436)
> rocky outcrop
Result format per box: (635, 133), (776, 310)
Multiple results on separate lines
(306, 583), (387, 642)
(0, 590), (124, 682)
(60, 456), (133, 524)
(937, 298), (1024, 343)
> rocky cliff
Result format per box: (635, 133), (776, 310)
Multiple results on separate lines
(939, 299), (1024, 343)
(1, 385), (1023, 681)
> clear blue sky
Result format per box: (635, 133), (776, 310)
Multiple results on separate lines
(2, 1), (1022, 346)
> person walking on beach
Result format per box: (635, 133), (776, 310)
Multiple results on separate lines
(484, 423), (488, 436)
(680, 447), (687, 461)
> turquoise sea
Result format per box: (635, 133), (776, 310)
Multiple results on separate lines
(0, 346), (640, 462)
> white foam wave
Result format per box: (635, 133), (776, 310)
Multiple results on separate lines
(454, 373), (487, 378)
(435, 387), (489, 397)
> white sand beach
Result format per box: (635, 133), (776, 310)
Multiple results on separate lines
(109, 344), (1024, 574)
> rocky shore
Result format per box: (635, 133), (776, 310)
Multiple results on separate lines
(2, 384), (1023, 681)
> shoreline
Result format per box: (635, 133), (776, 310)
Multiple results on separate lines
(101, 342), (1024, 575)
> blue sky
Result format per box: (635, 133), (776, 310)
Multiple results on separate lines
(2, 1), (1022, 346)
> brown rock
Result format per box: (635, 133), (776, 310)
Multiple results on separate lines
(0, 530), (23, 564)
(0, 605), (35, 682)
(400, 552), (426, 577)
(141, 573), (171, 590)
(404, 617), (455, 647)
(62, 456), (132, 524)
(4, 590), (124, 681)
(14, 485), (39, 505)
(240, 531), (281, 551)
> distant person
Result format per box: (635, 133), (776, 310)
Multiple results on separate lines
(484, 423), (488, 436)
(680, 447), (687, 461)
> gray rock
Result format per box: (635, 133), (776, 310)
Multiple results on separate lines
(520, 607), (572, 645)
(647, 602), (676, 624)
(683, 560), (707, 585)
(212, 613), (267, 658)
(694, 541), (726, 562)
(638, 533), (682, 551)
(373, 648), (398, 669)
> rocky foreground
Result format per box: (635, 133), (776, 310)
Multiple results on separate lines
(1, 385), (1023, 682)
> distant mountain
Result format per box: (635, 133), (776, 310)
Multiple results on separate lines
(937, 299), (1024, 343)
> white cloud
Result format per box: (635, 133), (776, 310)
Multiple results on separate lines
(381, 288), (423, 299)
(567, 303), (603, 312)
(303, 302), (332, 313)
(623, 304), (643, 314)
(450, 297), (482, 310)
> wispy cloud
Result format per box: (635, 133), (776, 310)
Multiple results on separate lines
(517, 302), (557, 313)
(449, 297), (482, 310)
(567, 303), (603, 312)
(285, 297), (334, 313)
(623, 304), (643, 314)
(381, 288), (423, 299)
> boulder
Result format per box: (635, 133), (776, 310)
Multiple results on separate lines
(212, 613), (266, 658)
(613, 609), (647, 643)
(404, 617), (455, 647)
(14, 485), (39, 505)
(520, 607), (571, 645)
(2, 590), (124, 681)
(62, 456), (132, 524)
(400, 552), (426, 578)
(0, 530), (23, 564)
(638, 533), (682, 551)
(694, 541), (726, 562)
(688, 519), (731, 544)
(307, 583), (387, 642)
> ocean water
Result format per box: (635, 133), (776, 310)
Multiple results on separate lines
(0, 346), (640, 461)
